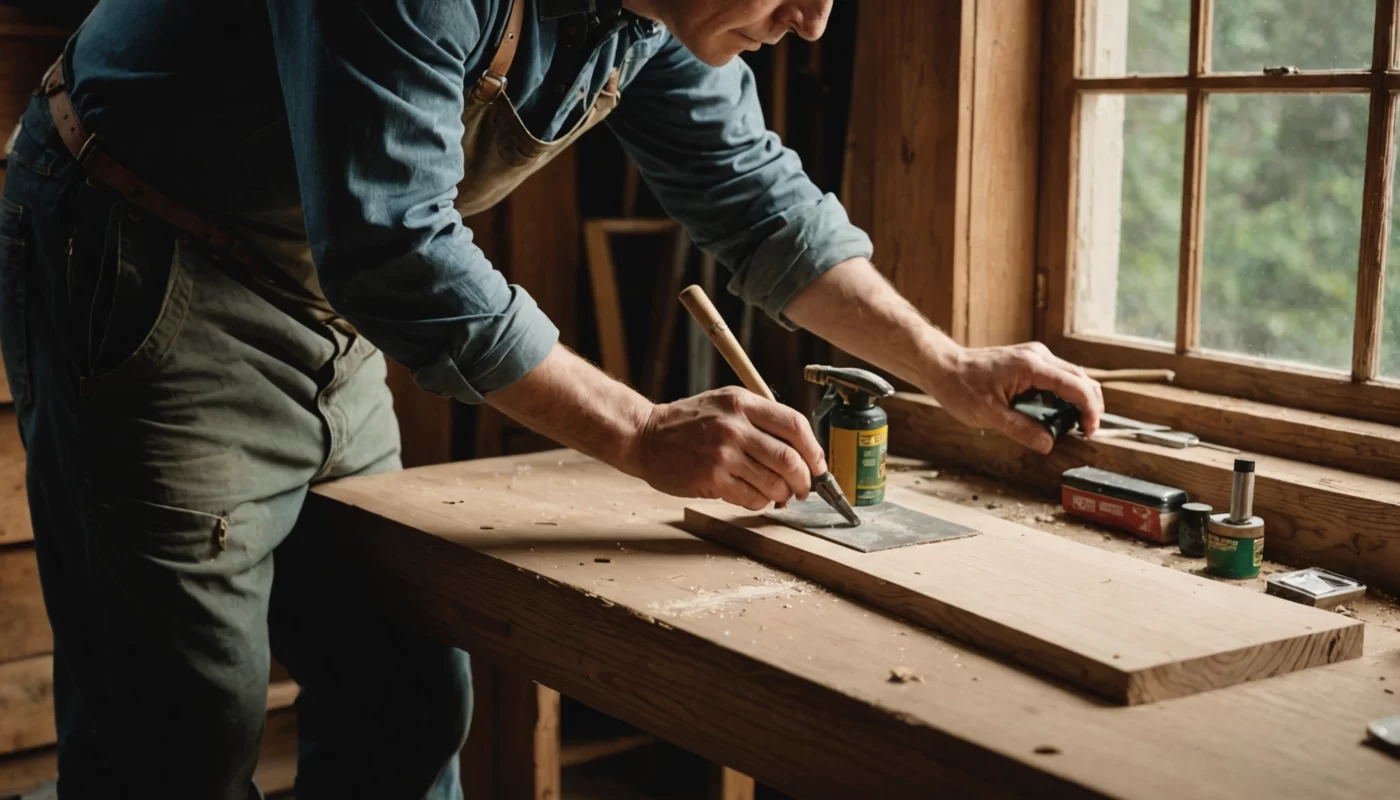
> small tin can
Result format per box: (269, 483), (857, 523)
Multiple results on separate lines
(1178, 502), (1212, 557)
(1206, 513), (1265, 579)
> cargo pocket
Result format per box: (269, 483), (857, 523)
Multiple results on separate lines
(97, 494), (236, 567)
(0, 196), (33, 414)
(77, 214), (194, 398)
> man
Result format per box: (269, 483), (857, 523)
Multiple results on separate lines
(0, 0), (1103, 796)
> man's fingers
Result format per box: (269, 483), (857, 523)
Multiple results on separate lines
(743, 398), (829, 475)
(1027, 359), (1103, 435)
(718, 473), (774, 512)
(741, 426), (813, 501)
(997, 406), (1055, 455)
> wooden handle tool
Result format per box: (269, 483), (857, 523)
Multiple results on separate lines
(1083, 368), (1176, 383)
(678, 285), (862, 526)
(678, 285), (776, 401)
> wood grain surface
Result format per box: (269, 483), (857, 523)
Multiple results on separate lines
(306, 452), (1400, 798)
(683, 487), (1362, 705)
(0, 411), (30, 546)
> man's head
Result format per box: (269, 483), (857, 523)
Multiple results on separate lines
(626, 0), (833, 67)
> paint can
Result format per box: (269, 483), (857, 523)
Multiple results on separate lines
(1178, 502), (1212, 557)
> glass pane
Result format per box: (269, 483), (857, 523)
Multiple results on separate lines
(1074, 95), (1184, 342)
(1200, 94), (1368, 371)
(1082, 0), (1190, 76)
(1211, 0), (1373, 73)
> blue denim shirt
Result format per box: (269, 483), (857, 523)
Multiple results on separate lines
(63, 0), (872, 404)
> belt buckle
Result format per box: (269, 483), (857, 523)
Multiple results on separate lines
(40, 58), (66, 97)
(476, 70), (508, 103)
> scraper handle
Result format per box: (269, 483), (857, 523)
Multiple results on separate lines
(679, 285), (776, 402)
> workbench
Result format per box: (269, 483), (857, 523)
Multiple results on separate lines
(307, 450), (1400, 799)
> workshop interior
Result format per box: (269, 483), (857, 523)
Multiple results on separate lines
(2, 1), (1400, 798)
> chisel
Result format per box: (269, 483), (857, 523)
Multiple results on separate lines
(679, 285), (862, 526)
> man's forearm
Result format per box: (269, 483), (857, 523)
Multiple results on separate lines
(783, 257), (961, 391)
(485, 344), (651, 474)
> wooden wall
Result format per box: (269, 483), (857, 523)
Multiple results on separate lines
(843, 0), (1044, 348)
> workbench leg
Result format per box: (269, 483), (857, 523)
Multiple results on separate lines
(707, 763), (756, 800)
(461, 660), (562, 800)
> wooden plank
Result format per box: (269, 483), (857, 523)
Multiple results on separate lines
(707, 764), (756, 800)
(0, 746), (56, 797)
(0, 544), (49, 663)
(1352, 0), (1399, 380)
(0, 410), (31, 546)
(306, 452), (1400, 799)
(1100, 381), (1400, 482)
(885, 392), (1400, 594)
(965, 0), (1040, 347)
(682, 488), (1362, 706)
(1076, 72), (1378, 92)
(559, 733), (655, 769)
(0, 656), (53, 755)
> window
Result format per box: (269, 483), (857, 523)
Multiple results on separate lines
(1039, 0), (1400, 427)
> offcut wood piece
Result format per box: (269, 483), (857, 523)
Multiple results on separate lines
(885, 392), (1400, 595)
(0, 544), (49, 663)
(708, 764), (756, 800)
(306, 452), (1400, 798)
(1100, 381), (1400, 482)
(0, 411), (31, 546)
(683, 486), (1362, 705)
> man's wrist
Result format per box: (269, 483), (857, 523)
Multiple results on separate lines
(914, 327), (965, 395)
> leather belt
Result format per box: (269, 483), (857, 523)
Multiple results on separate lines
(39, 56), (335, 315)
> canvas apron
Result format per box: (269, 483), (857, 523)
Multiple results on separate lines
(236, 0), (621, 300)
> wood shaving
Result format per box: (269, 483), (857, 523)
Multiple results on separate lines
(888, 666), (924, 683)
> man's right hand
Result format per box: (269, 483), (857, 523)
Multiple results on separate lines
(627, 386), (828, 511)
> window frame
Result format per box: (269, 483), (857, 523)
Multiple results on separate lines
(1037, 0), (1400, 427)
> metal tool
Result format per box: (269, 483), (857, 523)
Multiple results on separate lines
(1367, 715), (1400, 758)
(1085, 426), (1242, 453)
(767, 496), (979, 553)
(678, 285), (862, 526)
(1265, 567), (1366, 609)
(805, 366), (896, 507)
(1012, 389), (1081, 440)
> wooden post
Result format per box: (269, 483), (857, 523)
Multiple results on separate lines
(707, 763), (757, 800)
(461, 661), (563, 800)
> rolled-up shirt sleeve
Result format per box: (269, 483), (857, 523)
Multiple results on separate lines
(606, 35), (873, 330)
(265, 0), (557, 403)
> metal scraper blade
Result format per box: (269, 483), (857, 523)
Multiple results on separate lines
(765, 497), (980, 553)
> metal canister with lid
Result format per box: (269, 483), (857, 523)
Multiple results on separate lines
(1178, 502), (1212, 557)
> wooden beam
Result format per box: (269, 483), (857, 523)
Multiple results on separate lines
(1100, 381), (1400, 482)
(885, 392), (1400, 594)
(1352, 0), (1399, 381)
(0, 544), (49, 663)
(1035, 0), (1079, 342)
(0, 656), (54, 755)
(1049, 334), (1400, 427)
(1174, 0), (1211, 353)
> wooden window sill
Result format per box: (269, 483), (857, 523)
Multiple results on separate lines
(884, 392), (1400, 595)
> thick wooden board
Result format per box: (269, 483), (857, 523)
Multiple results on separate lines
(886, 392), (1400, 595)
(307, 452), (1400, 799)
(683, 487), (1362, 705)
(0, 544), (49, 663)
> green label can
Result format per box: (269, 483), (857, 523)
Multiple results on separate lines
(830, 425), (888, 506)
(1206, 514), (1265, 579)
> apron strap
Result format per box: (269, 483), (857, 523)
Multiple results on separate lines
(473, 0), (526, 104)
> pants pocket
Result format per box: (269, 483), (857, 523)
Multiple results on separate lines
(0, 196), (34, 414)
(78, 219), (193, 398)
(98, 494), (235, 567)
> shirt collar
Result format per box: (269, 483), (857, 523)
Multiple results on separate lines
(537, 0), (624, 21)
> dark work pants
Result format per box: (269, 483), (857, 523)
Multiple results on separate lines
(0, 94), (472, 799)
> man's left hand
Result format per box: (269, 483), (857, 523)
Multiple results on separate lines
(923, 341), (1104, 455)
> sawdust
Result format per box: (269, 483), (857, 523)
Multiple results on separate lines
(647, 580), (811, 618)
(888, 666), (924, 683)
